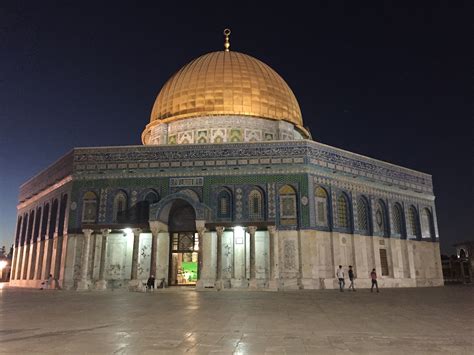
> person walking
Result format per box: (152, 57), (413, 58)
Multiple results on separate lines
(348, 265), (356, 291)
(336, 265), (345, 292)
(370, 268), (379, 293)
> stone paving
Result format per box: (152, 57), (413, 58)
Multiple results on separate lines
(0, 284), (473, 354)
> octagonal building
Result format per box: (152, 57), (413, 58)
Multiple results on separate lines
(10, 32), (443, 290)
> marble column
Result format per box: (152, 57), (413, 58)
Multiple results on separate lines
(156, 231), (170, 286)
(10, 246), (18, 281)
(267, 226), (280, 290)
(96, 229), (110, 290)
(248, 226), (258, 289)
(129, 228), (142, 289)
(195, 220), (207, 289)
(149, 221), (167, 278)
(215, 226), (225, 289)
(77, 229), (94, 291)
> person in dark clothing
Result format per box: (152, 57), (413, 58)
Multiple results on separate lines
(370, 268), (379, 293)
(348, 265), (356, 291)
(146, 275), (155, 291)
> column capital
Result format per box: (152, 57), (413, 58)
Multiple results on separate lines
(247, 226), (257, 236)
(82, 229), (94, 238)
(100, 228), (111, 236)
(132, 228), (142, 237)
(149, 221), (168, 235)
(267, 225), (277, 235)
(215, 226), (225, 236)
(196, 220), (207, 236)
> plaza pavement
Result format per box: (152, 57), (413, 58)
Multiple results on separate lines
(0, 284), (472, 354)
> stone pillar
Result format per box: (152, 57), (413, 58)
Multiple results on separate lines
(96, 229), (110, 290)
(195, 220), (208, 289)
(248, 226), (258, 288)
(27, 240), (38, 280)
(129, 228), (142, 289)
(149, 221), (167, 278)
(267, 226), (280, 290)
(77, 229), (93, 290)
(215, 226), (225, 289)
(35, 240), (45, 280)
(10, 246), (18, 281)
(407, 240), (417, 279)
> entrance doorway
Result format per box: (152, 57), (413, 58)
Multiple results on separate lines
(169, 232), (199, 286)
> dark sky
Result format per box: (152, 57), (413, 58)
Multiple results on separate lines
(0, 1), (471, 254)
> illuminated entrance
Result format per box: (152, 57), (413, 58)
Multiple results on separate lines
(169, 232), (199, 285)
(166, 198), (200, 286)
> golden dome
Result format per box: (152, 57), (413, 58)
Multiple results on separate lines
(146, 50), (304, 133)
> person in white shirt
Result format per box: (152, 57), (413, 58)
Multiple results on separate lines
(336, 265), (345, 292)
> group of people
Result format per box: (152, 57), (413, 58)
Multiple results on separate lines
(336, 265), (380, 293)
(40, 274), (54, 290)
(145, 275), (166, 291)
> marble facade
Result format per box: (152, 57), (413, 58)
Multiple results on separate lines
(9, 139), (443, 291)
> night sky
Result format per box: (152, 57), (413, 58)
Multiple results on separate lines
(0, 1), (471, 254)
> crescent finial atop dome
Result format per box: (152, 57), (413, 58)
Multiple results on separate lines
(224, 28), (231, 51)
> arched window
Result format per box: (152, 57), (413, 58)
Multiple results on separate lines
(144, 191), (159, 205)
(375, 200), (388, 236)
(138, 190), (160, 222)
(248, 188), (264, 220)
(315, 187), (329, 227)
(357, 196), (370, 234)
(421, 208), (434, 239)
(407, 205), (419, 238)
(279, 185), (297, 225)
(82, 191), (98, 223)
(217, 189), (232, 219)
(113, 191), (128, 222)
(391, 203), (403, 236)
(337, 194), (350, 229)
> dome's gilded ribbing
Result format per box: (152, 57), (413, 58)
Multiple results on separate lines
(148, 51), (303, 128)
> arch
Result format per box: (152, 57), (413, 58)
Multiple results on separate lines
(48, 199), (59, 239)
(137, 189), (160, 223)
(113, 190), (128, 222)
(357, 195), (370, 234)
(168, 199), (197, 232)
(57, 194), (68, 237)
(421, 208), (435, 239)
(391, 203), (404, 237)
(217, 188), (232, 219)
(33, 207), (42, 243)
(375, 199), (388, 237)
(20, 213), (29, 246)
(41, 203), (50, 240)
(248, 187), (264, 220)
(314, 186), (329, 227)
(407, 205), (420, 239)
(82, 191), (98, 223)
(279, 184), (297, 225)
(336, 193), (350, 229)
(143, 190), (160, 204)
(150, 192), (211, 224)
(459, 248), (467, 259)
